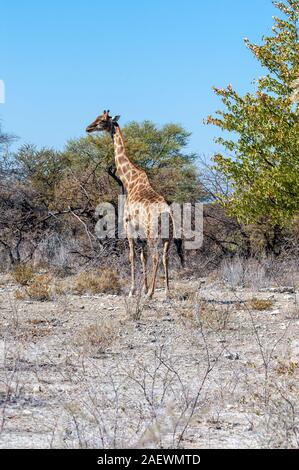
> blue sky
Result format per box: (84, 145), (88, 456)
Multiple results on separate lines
(1, 0), (276, 156)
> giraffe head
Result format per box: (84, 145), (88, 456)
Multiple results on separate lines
(86, 110), (120, 135)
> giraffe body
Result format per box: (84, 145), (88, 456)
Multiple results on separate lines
(86, 111), (174, 298)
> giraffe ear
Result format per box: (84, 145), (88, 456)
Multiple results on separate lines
(112, 115), (120, 122)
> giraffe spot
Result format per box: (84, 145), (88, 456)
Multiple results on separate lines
(118, 156), (127, 165)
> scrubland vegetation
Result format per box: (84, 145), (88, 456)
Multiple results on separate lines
(0, 0), (298, 449)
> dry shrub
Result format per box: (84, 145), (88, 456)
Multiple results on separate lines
(0, 274), (11, 286)
(11, 264), (35, 286)
(21, 325), (52, 341)
(51, 265), (73, 278)
(275, 360), (298, 376)
(52, 280), (68, 297)
(180, 300), (231, 331)
(219, 257), (246, 288)
(14, 288), (27, 301)
(176, 287), (197, 302)
(199, 302), (232, 331)
(74, 321), (117, 353)
(124, 286), (145, 321)
(248, 298), (274, 311)
(8, 317), (52, 342)
(218, 257), (269, 289)
(74, 269), (122, 295)
(285, 304), (299, 319)
(217, 256), (299, 290)
(26, 274), (53, 301)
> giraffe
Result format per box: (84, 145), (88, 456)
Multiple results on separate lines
(86, 110), (178, 299)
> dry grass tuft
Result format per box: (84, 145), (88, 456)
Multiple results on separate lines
(13, 269), (54, 301)
(25, 274), (53, 301)
(52, 280), (68, 297)
(286, 304), (299, 319)
(11, 264), (35, 286)
(74, 269), (122, 295)
(180, 300), (232, 331)
(14, 288), (27, 301)
(247, 298), (274, 311)
(275, 360), (298, 376)
(22, 325), (52, 340)
(74, 321), (117, 353)
(176, 287), (197, 302)
(200, 302), (232, 331)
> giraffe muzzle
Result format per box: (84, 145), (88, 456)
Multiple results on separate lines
(86, 124), (97, 133)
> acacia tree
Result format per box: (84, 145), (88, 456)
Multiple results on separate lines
(207, 0), (299, 231)
(62, 120), (204, 206)
(0, 123), (16, 173)
(0, 123), (12, 148)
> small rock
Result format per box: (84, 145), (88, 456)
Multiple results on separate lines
(270, 310), (280, 315)
(259, 287), (295, 294)
(203, 298), (245, 306)
(224, 352), (240, 360)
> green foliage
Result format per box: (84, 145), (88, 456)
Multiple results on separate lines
(7, 121), (202, 215)
(207, 0), (299, 226)
(0, 123), (16, 171)
(122, 121), (195, 170)
(13, 144), (69, 205)
(64, 120), (203, 203)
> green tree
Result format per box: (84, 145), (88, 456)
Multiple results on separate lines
(8, 121), (203, 223)
(64, 120), (203, 204)
(207, 0), (299, 227)
(13, 144), (69, 206)
(0, 122), (16, 172)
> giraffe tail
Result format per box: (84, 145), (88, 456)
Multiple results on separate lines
(168, 206), (185, 268)
(173, 238), (185, 268)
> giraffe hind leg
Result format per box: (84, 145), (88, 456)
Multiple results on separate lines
(147, 245), (160, 299)
(128, 237), (136, 297)
(140, 242), (148, 294)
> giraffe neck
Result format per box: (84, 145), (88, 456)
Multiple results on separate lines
(113, 126), (141, 190)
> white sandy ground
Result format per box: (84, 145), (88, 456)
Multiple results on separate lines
(0, 274), (299, 449)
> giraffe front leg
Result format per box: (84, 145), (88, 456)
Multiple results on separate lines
(128, 237), (136, 297)
(147, 247), (159, 299)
